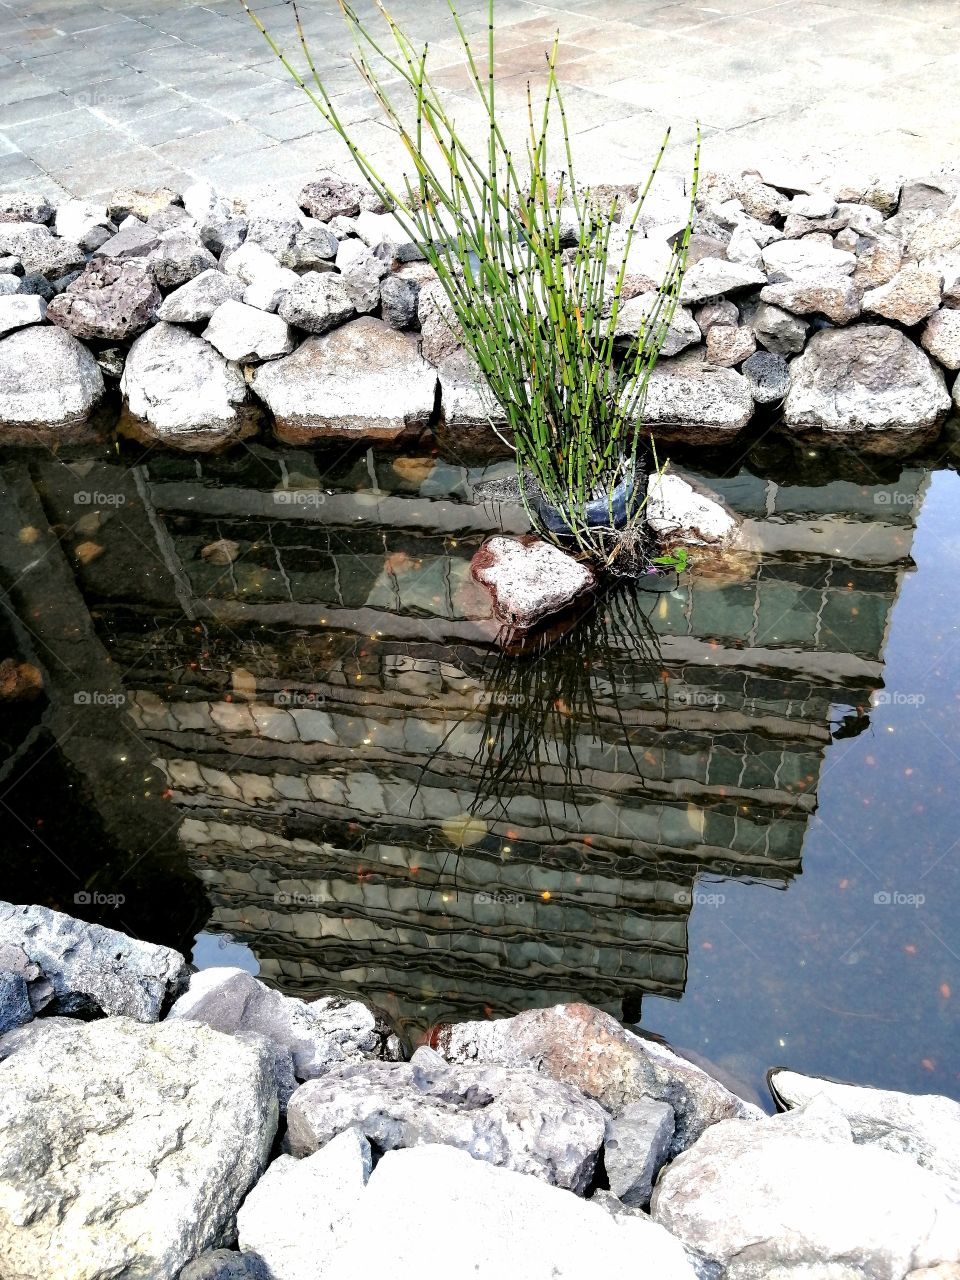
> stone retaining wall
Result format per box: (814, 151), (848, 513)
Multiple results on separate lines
(0, 166), (958, 457)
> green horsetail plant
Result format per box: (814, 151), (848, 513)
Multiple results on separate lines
(242, 0), (700, 564)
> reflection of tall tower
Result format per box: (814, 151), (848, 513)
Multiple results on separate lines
(27, 447), (928, 1037)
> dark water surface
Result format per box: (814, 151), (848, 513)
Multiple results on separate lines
(2, 429), (958, 1107)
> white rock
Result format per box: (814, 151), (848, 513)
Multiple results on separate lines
(0, 293), (45, 338)
(922, 307), (960, 370)
(157, 268), (245, 323)
(203, 299), (295, 363)
(470, 536), (596, 631)
(761, 239), (856, 280)
(278, 271), (356, 333)
(647, 472), (741, 548)
(241, 265), (299, 313)
(614, 292), (701, 356)
(862, 264), (943, 326)
(638, 364), (754, 443)
(788, 192), (838, 219)
(725, 223), (763, 269)
(679, 257), (767, 303)
(0, 325), (104, 444)
(55, 198), (112, 249)
(355, 209), (423, 261)
(222, 241), (285, 285)
(439, 349), (508, 443)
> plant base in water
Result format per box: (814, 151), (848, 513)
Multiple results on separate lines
(528, 459), (646, 538)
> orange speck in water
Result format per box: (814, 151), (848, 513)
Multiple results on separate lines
(865, 755), (877, 766)
(904, 944), (917, 955)
(701, 941), (714, 951)
(541, 891), (551, 901)
(922, 1058), (936, 1072)
(940, 983), (952, 999)
(839, 879), (849, 890)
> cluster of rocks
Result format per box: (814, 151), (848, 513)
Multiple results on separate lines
(0, 166), (957, 456)
(2, 899), (959, 1280)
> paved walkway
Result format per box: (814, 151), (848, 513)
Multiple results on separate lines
(0, 0), (958, 201)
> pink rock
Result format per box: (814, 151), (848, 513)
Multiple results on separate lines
(469, 536), (595, 631)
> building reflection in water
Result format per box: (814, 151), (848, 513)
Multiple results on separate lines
(12, 442), (928, 1040)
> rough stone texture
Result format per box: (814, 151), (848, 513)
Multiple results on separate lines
(0, 901), (187, 1019)
(784, 325), (951, 453)
(355, 209), (422, 262)
(95, 221), (161, 263)
(725, 223), (762, 269)
(0, 971), (32, 1034)
(418, 278), (464, 363)
(760, 271), (861, 325)
(747, 300), (809, 355)
(222, 241), (284, 285)
(122, 322), (254, 451)
(651, 1101), (960, 1280)
(852, 236), (904, 289)
(0, 294), (45, 339)
(742, 350), (790, 404)
(920, 308), (960, 371)
(55, 199), (114, 251)
(166, 967), (385, 1081)
(151, 233), (220, 290)
(679, 257), (767, 304)
(0, 1017), (278, 1280)
(242, 266), (299, 313)
(178, 1249), (268, 1280)
(470, 537), (596, 631)
(694, 299), (738, 332)
(110, 186), (179, 222)
(438, 349), (509, 447)
(325, 1145), (698, 1280)
(0, 192), (53, 224)
(203, 300), (295, 364)
(277, 271), (355, 334)
(435, 1004), (761, 1155)
(380, 273), (420, 329)
(647, 473), (741, 549)
(298, 173), (364, 222)
(252, 317), (437, 444)
(615, 292), (701, 356)
(158, 269), (245, 323)
(769, 1067), (960, 1200)
(47, 259), (161, 340)
(862, 265), (943, 325)
(705, 323), (756, 367)
(908, 211), (960, 261)
(237, 1130), (371, 1280)
(638, 364), (754, 443)
(0, 326), (105, 445)
(282, 218), (338, 270)
(605, 1099), (675, 1207)
(761, 239), (856, 280)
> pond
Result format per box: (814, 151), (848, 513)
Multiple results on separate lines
(2, 425), (958, 1110)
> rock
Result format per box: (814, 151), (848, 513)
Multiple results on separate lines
(737, 174), (789, 222)
(694, 299), (738, 332)
(243, 191), (302, 258)
(95, 221), (162, 262)
(0, 326), (104, 445)
(355, 209), (423, 262)
(850, 234), (904, 289)
(151, 232), (218, 290)
(0, 192), (53, 224)
(470, 537), (596, 631)
(97, 346), (125, 379)
(241, 270), (299, 314)
(679, 258), (767, 304)
(182, 180), (227, 224)
(784, 324), (951, 452)
(55, 199), (114, 251)
(277, 271), (355, 334)
(637, 364), (754, 443)
(435, 1004), (761, 1155)
(742, 350), (789, 403)
(0, 273), (20, 295)
(862, 264), (942, 325)
(906, 1268), (960, 1280)
(298, 173), (365, 222)
(0, 294), (45, 338)
(288, 1044), (606, 1191)
(615, 292), (701, 356)
(109, 186), (179, 222)
(178, 1249), (268, 1280)
(705, 323), (756, 367)
(647, 472), (741, 549)
(768, 1067), (960, 1200)
(252, 317), (437, 444)
(380, 273), (420, 329)
(166, 967), (385, 1081)
(418, 278), (464, 362)
(0, 970), (32, 1034)
(761, 239), (856, 280)
(747, 299), (809, 354)
(222, 241), (284, 285)
(203, 299), (295, 363)
(325, 1144), (698, 1280)
(788, 192), (838, 219)
(122, 322), (254, 451)
(439, 349), (508, 446)
(237, 1130), (371, 1280)
(650, 1102), (960, 1279)
(335, 237), (389, 313)
(922, 307), (960, 370)
(685, 232), (729, 267)
(725, 225), (762, 270)
(282, 218), (338, 270)
(908, 211), (960, 261)
(158, 268), (245, 322)
(760, 271), (861, 325)
(0, 223), (86, 279)
(47, 258), (161, 340)
(0, 1016), (277, 1280)
(605, 1099), (674, 1207)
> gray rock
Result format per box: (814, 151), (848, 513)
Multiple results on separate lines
(679, 257), (767, 303)
(355, 209), (423, 262)
(380, 273), (420, 329)
(281, 218), (338, 270)
(862, 264), (943, 325)
(0, 192), (53, 224)
(650, 1100), (960, 1280)
(47, 258), (160, 340)
(647, 472), (741, 549)
(725, 223), (763, 269)
(747, 299), (809, 354)
(336, 237), (389, 314)
(241, 269), (300, 314)
(108, 186), (180, 222)
(760, 271), (861, 325)
(418, 278), (464, 362)
(637, 363), (754, 443)
(471, 535), (596, 631)
(439, 349), (508, 446)
(704, 323), (756, 367)
(325, 1144), (698, 1280)
(0, 1017), (278, 1280)
(122, 322), (255, 451)
(768, 1067), (960, 1200)
(151, 232), (218, 290)
(0, 900), (187, 1019)
(244, 192), (302, 259)
(694, 299), (738, 332)
(0, 223), (86, 279)
(203, 299), (295, 363)
(784, 324), (951, 452)
(96, 346), (126, 379)
(605, 1098), (675, 1207)
(0, 294), (45, 338)
(908, 211), (960, 261)
(221, 241), (285, 285)
(742, 350), (789, 403)
(0, 326), (104, 445)
(16, 273), (55, 301)
(435, 1004), (762, 1155)
(253, 316), (437, 444)
(615, 292), (701, 356)
(158, 268), (245, 323)
(736, 174), (789, 223)
(237, 1130), (371, 1280)
(55, 199), (114, 251)
(0, 970), (32, 1034)
(166, 967), (385, 1081)
(95, 221), (162, 262)
(0, 272), (20, 295)
(148, 206), (196, 235)
(298, 173), (365, 222)
(178, 1249), (268, 1280)
(762, 238), (856, 280)
(277, 272), (355, 334)
(788, 192), (838, 219)
(922, 307), (960, 371)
